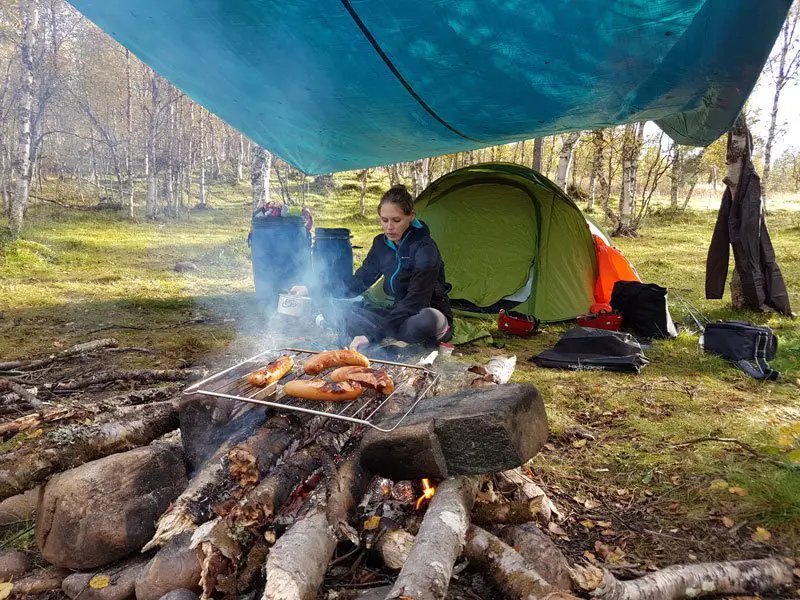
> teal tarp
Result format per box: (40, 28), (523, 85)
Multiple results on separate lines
(69, 1), (791, 174)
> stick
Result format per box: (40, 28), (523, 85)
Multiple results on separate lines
(0, 400), (178, 501)
(497, 524), (574, 590)
(464, 525), (578, 600)
(575, 558), (794, 600)
(55, 368), (206, 391)
(673, 436), (800, 471)
(0, 338), (119, 371)
(386, 475), (482, 600)
(0, 378), (41, 408)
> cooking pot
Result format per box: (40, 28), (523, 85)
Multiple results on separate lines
(277, 293), (313, 318)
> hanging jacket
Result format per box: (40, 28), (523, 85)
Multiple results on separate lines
(345, 220), (453, 336)
(705, 160), (792, 316)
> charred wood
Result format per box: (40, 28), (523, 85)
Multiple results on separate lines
(0, 400), (178, 501)
(464, 525), (578, 600)
(472, 497), (550, 527)
(573, 558), (794, 600)
(386, 475), (481, 600)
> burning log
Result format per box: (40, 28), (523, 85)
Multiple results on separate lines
(143, 415), (297, 551)
(464, 525), (579, 600)
(573, 559), (794, 600)
(0, 400), (178, 501)
(385, 475), (481, 600)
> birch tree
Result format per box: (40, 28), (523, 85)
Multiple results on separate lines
(555, 132), (580, 190)
(587, 129), (607, 211)
(531, 138), (543, 171)
(762, 1), (800, 198)
(616, 122), (645, 235)
(669, 141), (682, 208)
(10, 0), (38, 237)
(251, 144), (271, 210)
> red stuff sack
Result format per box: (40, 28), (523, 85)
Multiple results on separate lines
(577, 310), (623, 331)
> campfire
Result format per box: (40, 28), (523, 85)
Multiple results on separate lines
(0, 339), (795, 600)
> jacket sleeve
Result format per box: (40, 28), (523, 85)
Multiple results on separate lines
(344, 238), (382, 297)
(383, 240), (439, 333)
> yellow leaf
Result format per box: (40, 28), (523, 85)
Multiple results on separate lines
(363, 515), (381, 530)
(579, 519), (595, 529)
(89, 575), (110, 590)
(596, 520), (612, 528)
(721, 516), (735, 528)
(708, 479), (729, 490)
(0, 582), (13, 600)
(751, 527), (771, 543)
(728, 486), (748, 497)
(572, 439), (588, 449)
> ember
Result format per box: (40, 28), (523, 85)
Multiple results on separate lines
(415, 478), (436, 509)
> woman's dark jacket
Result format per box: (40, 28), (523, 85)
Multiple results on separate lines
(346, 220), (453, 336)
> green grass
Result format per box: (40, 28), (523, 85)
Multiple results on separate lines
(1, 174), (799, 558)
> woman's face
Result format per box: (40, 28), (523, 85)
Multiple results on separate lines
(379, 202), (414, 243)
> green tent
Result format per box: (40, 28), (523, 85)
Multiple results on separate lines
(415, 163), (599, 323)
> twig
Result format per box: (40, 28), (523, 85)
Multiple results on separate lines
(673, 436), (800, 472)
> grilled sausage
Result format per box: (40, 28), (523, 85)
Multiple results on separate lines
(303, 349), (370, 375)
(247, 355), (295, 387)
(329, 366), (395, 395)
(282, 379), (363, 402)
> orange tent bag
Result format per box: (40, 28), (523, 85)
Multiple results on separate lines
(593, 235), (640, 306)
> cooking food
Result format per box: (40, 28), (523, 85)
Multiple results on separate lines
(329, 366), (395, 395)
(247, 355), (295, 387)
(303, 349), (370, 375)
(283, 379), (363, 402)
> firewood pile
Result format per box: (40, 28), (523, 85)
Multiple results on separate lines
(0, 339), (796, 600)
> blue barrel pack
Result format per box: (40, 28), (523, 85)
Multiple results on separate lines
(313, 228), (353, 296)
(249, 215), (311, 301)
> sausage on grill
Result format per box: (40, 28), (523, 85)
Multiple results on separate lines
(303, 349), (370, 375)
(247, 355), (295, 387)
(283, 379), (363, 402)
(329, 366), (394, 395)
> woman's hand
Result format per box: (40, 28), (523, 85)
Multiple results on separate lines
(289, 285), (309, 296)
(349, 335), (369, 351)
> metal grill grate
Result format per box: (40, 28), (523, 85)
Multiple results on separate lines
(183, 348), (439, 432)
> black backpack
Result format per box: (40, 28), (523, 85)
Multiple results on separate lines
(702, 321), (780, 381)
(611, 281), (678, 340)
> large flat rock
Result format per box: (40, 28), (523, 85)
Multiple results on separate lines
(360, 383), (547, 479)
(36, 444), (187, 569)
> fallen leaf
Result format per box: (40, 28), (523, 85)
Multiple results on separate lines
(596, 520), (612, 528)
(751, 527), (771, 543)
(548, 522), (568, 537)
(89, 575), (110, 590)
(543, 443), (556, 452)
(579, 519), (595, 529)
(0, 583), (13, 600)
(728, 487), (748, 497)
(601, 528), (615, 536)
(582, 551), (599, 564)
(708, 478), (729, 490)
(792, 567), (800, 578)
(363, 515), (381, 530)
(721, 516), (735, 528)
(670, 475), (682, 485)
(572, 439), (588, 449)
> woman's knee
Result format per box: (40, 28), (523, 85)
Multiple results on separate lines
(399, 308), (449, 343)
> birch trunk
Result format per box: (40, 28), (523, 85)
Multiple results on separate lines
(555, 132), (580, 190)
(198, 109), (206, 206)
(588, 129), (607, 211)
(145, 72), (159, 219)
(10, 0), (38, 237)
(126, 49), (134, 216)
(251, 144), (268, 210)
(670, 142), (682, 208)
(532, 138), (543, 172)
(618, 123), (644, 233)
(359, 168), (368, 216)
(237, 133), (245, 183)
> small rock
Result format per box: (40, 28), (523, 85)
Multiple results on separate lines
(61, 556), (149, 600)
(0, 550), (29, 581)
(135, 533), (202, 600)
(0, 487), (39, 527)
(173, 262), (198, 273)
(158, 589), (200, 600)
(37, 444), (187, 569)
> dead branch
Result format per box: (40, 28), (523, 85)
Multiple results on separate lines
(0, 400), (178, 501)
(496, 468), (561, 521)
(386, 475), (482, 600)
(573, 558), (794, 600)
(464, 524), (578, 600)
(498, 524), (574, 590)
(673, 436), (800, 471)
(0, 378), (41, 408)
(0, 338), (118, 372)
(376, 529), (415, 570)
(55, 368), (206, 391)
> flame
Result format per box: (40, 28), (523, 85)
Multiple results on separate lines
(415, 478), (436, 509)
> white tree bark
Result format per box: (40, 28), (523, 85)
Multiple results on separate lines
(555, 132), (580, 190)
(237, 133), (245, 183)
(145, 71), (159, 219)
(532, 138), (544, 172)
(198, 109), (206, 206)
(618, 123), (644, 232)
(126, 49), (134, 216)
(669, 142), (682, 207)
(10, 0), (38, 237)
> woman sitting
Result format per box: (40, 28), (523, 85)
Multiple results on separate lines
(293, 184), (453, 351)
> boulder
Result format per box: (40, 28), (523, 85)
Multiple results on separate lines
(0, 488), (38, 528)
(36, 444), (187, 569)
(158, 590), (200, 600)
(0, 550), (29, 581)
(62, 556), (149, 600)
(135, 533), (201, 600)
(360, 383), (548, 479)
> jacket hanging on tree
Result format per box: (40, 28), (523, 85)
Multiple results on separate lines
(705, 160), (792, 316)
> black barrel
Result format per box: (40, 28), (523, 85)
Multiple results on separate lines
(250, 216), (311, 301)
(313, 227), (354, 295)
